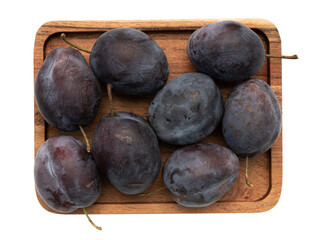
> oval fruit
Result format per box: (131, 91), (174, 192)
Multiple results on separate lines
(34, 135), (102, 213)
(90, 28), (169, 95)
(147, 72), (224, 145)
(35, 47), (101, 131)
(162, 143), (239, 207)
(187, 20), (265, 82)
(92, 112), (162, 195)
(222, 78), (282, 157)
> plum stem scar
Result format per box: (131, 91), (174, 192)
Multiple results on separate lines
(60, 33), (91, 54)
(107, 83), (115, 117)
(138, 186), (167, 197)
(245, 156), (254, 187)
(79, 125), (91, 153)
(82, 208), (102, 230)
(265, 54), (298, 59)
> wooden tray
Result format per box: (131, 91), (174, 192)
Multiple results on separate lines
(34, 19), (282, 214)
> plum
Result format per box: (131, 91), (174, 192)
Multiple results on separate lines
(147, 72), (224, 145)
(35, 47), (101, 131)
(187, 20), (265, 82)
(162, 143), (239, 207)
(34, 135), (102, 213)
(92, 112), (162, 195)
(222, 78), (282, 157)
(89, 28), (169, 95)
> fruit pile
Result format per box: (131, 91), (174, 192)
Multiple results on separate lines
(34, 20), (287, 229)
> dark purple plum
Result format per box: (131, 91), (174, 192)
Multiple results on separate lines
(92, 112), (162, 195)
(34, 135), (102, 213)
(147, 72), (224, 145)
(187, 20), (265, 82)
(162, 143), (239, 207)
(89, 28), (169, 95)
(35, 47), (101, 131)
(222, 79), (282, 157)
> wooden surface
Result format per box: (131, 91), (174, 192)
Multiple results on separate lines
(34, 19), (282, 214)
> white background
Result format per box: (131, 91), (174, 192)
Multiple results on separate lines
(1, 0), (312, 239)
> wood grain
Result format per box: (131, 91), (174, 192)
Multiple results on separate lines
(34, 19), (282, 214)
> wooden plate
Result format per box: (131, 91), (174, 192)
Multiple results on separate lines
(34, 19), (282, 214)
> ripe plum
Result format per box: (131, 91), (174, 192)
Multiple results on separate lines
(90, 28), (169, 95)
(92, 112), (162, 195)
(187, 20), (265, 82)
(35, 47), (101, 131)
(162, 143), (239, 207)
(34, 135), (102, 213)
(222, 78), (282, 157)
(147, 72), (224, 145)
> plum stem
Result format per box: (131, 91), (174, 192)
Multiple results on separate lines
(60, 33), (91, 54)
(265, 54), (298, 59)
(106, 84), (115, 117)
(79, 125), (91, 153)
(138, 186), (167, 197)
(245, 156), (254, 187)
(82, 208), (102, 231)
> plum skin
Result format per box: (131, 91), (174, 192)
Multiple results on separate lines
(90, 28), (169, 95)
(162, 143), (239, 207)
(92, 112), (162, 195)
(35, 47), (101, 131)
(34, 135), (102, 213)
(222, 79), (282, 157)
(147, 72), (224, 145)
(187, 20), (265, 82)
